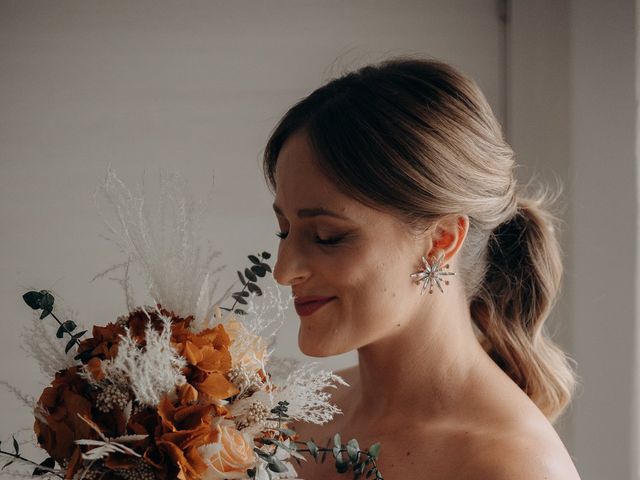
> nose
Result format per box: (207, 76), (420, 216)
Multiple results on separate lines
(273, 240), (311, 287)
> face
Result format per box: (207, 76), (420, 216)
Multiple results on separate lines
(271, 130), (434, 356)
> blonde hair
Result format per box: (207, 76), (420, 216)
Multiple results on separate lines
(262, 56), (577, 421)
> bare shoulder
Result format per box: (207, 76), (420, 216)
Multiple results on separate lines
(459, 425), (581, 480)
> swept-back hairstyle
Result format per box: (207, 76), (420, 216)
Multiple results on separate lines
(262, 57), (576, 422)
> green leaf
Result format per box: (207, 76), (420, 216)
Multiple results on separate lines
(22, 291), (43, 310)
(231, 294), (248, 305)
(261, 251), (271, 259)
(260, 262), (272, 273)
(244, 268), (257, 282)
(346, 438), (360, 463)
(251, 265), (267, 277)
(277, 427), (296, 437)
(237, 271), (246, 285)
(40, 291), (54, 312)
(234, 309), (247, 315)
(334, 433), (342, 449)
(367, 443), (380, 459)
(247, 283), (263, 296)
(248, 255), (261, 265)
(267, 457), (289, 473)
(253, 448), (272, 461)
(56, 320), (77, 338)
(65, 338), (76, 354)
(72, 330), (87, 339)
(12, 436), (19, 454)
(335, 454), (349, 473)
(307, 440), (318, 459)
(33, 457), (55, 476)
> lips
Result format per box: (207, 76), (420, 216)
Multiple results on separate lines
(293, 296), (336, 317)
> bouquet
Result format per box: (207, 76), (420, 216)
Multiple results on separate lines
(0, 169), (383, 480)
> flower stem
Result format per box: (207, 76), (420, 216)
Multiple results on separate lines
(49, 311), (82, 348)
(0, 449), (64, 478)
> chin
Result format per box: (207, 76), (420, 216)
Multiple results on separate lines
(298, 330), (352, 357)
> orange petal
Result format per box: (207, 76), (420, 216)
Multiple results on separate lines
(182, 341), (204, 365)
(198, 346), (232, 373)
(177, 383), (199, 405)
(196, 373), (239, 400)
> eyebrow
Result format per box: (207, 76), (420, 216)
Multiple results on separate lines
(272, 203), (350, 220)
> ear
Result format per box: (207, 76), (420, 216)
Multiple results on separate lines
(428, 215), (469, 264)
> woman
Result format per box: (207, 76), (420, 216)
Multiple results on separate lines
(262, 57), (581, 479)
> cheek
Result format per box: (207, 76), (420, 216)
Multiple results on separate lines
(343, 252), (415, 327)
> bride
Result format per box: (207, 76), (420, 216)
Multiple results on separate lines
(262, 57), (581, 479)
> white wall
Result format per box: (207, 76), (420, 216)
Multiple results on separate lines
(510, 1), (639, 478)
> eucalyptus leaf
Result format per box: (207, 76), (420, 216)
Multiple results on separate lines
(332, 447), (342, 460)
(234, 309), (247, 315)
(33, 457), (55, 476)
(306, 440), (318, 459)
(39, 309), (51, 320)
(22, 291), (43, 310)
(65, 338), (76, 354)
(73, 330), (87, 339)
(367, 443), (381, 459)
(261, 251), (271, 259)
(346, 439), (360, 463)
(335, 455), (349, 473)
(12, 436), (18, 454)
(334, 433), (342, 449)
(56, 325), (66, 339)
(267, 457), (289, 473)
(237, 271), (246, 285)
(40, 291), (54, 312)
(251, 265), (266, 277)
(247, 283), (263, 296)
(232, 295), (248, 305)
(244, 268), (257, 282)
(277, 427), (296, 437)
(259, 262), (272, 273)
(57, 321), (77, 338)
(248, 255), (260, 265)
(2, 461), (13, 470)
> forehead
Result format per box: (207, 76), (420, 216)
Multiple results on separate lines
(273, 130), (355, 215)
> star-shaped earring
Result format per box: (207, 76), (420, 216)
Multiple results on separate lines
(410, 250), (456, 295)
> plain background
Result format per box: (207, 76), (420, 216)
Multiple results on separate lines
(0, 1), (638, 479)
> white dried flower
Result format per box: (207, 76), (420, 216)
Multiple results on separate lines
(98, 310), (186, 407)
(96, 167), (224, 321)
(267, 363), (348, 425)
(21, 310), (79, 378)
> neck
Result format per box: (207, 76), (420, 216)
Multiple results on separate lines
(351, 288), (494, 424)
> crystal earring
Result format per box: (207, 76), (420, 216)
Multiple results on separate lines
(410, 250), (456, 295)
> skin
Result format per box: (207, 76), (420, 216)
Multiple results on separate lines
(271, 129), (582, 479)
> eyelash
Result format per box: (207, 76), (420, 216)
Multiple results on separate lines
(275, 231), (344, 246)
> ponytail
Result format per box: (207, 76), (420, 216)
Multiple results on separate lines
(470, 193), (577, 422)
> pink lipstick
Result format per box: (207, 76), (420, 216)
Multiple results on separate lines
(294, 296), (336, 316)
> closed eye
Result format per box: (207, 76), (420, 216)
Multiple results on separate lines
(275, 231), (344, 246)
